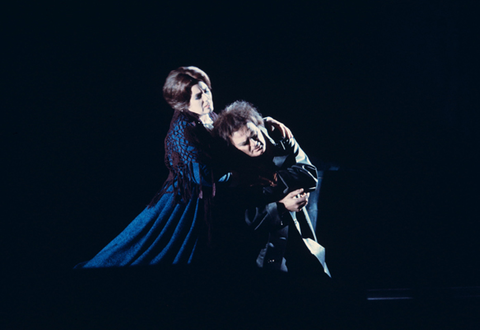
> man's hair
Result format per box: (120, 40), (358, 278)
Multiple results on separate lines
(163, 66), (212, 112)
(213, 100), (264, 145)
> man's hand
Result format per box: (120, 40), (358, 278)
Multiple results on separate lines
(263, 116), (293, 139)
(279, 188), (309, 212)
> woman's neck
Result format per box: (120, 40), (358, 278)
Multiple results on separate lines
(199, 113), (214, 129)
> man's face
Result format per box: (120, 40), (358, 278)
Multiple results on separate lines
(230, 122), (267, 157)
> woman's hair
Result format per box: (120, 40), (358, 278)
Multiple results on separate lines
(213, 100), (264, 145)
(163, 66), (212, 112)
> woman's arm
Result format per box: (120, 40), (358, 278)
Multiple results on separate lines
(166, 118), (231, 188)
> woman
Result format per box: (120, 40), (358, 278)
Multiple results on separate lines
(76, 66), (289, 267)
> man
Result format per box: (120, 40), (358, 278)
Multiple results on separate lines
(213, 101), (330, 278)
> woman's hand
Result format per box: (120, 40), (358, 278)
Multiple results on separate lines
(263, 116), (293, 139)
(278, 188), (309, 212)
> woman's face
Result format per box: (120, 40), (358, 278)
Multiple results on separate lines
(188, 81), (213, 116)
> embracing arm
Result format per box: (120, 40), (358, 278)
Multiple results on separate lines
(259, 137), (318, 205)
(166, 118), (231, 188)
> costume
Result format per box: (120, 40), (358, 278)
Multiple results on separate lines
(76, 111), (228, 268)
(220, 127), (331, 276)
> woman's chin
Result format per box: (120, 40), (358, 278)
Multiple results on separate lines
(251, 149), (265, 157)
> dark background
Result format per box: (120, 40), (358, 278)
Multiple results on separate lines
(2, 0), (480, 327)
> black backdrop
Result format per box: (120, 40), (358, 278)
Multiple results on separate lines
(3, 0), (480, 300)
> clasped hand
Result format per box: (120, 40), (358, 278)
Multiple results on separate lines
(279, 188), (309, 212)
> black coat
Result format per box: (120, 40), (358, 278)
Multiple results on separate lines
(212, 127), (330, 276)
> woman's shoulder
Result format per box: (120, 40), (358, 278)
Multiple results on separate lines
(170, 111), (192, 128)
(165, 111), (212, 154)
(166, 112), (196, 138)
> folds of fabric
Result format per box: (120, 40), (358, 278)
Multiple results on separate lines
(78, 191), (205, 268)
(76, 111), (219, 269)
